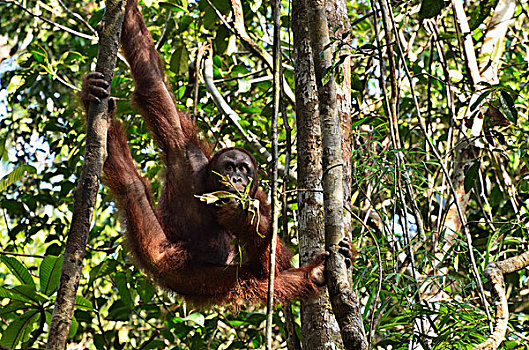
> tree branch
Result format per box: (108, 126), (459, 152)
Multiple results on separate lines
(474, 250), (529, 350)
(46, 1), (124, 348)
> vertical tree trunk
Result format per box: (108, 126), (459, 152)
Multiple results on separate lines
(324, 0), (353, 239)
(293, 0), (344, 348)
(46, 1), (124, 349)
(305, 0), (368, 348)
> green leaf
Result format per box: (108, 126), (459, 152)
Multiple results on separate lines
(469, 1), (496, 31)
(89, 259), (119, 284)
(159, 1), (187, 12)
(0, 164), (37, 192)
(0, 138), (7, 161)
(0, 310), (39, 348)
(321, 67), (332, 86)
(1, 256), (35, 289)
(115, 272), (133, 308)
(138, 278), (156, 303)
(107, 300), (131, 321)
(464, 161), (480, 193)
(170, 41), (189, 76)
(419, 0), (446, 19)
(69, 315), (78, 338)
(0, 286), (25, 302)
(39, 255), (63, 296)
(499, 91), (518, 124)
(11, 285), (43, 304)
(469, 90), (492, 111)
(75, 295), (93, 311)
(182, 312), (205, 327)
(351, 73), (363, 92)
(0, 301), (28, 316)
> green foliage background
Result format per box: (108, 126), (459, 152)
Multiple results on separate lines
(0, 0), (528, 349)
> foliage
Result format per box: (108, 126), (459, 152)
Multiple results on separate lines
(0, 0), (528, 349)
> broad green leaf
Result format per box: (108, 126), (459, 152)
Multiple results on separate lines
(0, 256), (35, 289)
(321, 67), (332, 87)
(469, 1), (496, 30)
(11, 285), (43, 304)
(69, 315), (78, 338)
(39, 255), (63, 296)
(0, 287), (16, 299)
(182, 312), (205, 327)
(0, 138), (7, 161)
(464, 161), (481, 193)
(0, 301), (28, 316)
(419, 0), (446, 19)
(499, 91), (518, 124)
(75, 295), (93, 311)
(0, 310), (39, 348)
(107, 300), (131, 321)
(138, 278), (156, 303)
(89, 259), (119, 284)
(0, 165), (37, 192)
(159, 1), (187, 12)
(115, 272), (133, 308)
(470, 90), (493, 111)
(170, 42), (189, 76)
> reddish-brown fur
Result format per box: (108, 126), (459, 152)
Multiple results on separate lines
(86, 0), (326, 307)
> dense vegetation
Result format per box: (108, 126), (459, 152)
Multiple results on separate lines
(0, 0), (528, 348)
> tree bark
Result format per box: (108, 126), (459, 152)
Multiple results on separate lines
(292, 0), (344, 348)
(46, 1), (124, 349)
(305, 0), (368, 348)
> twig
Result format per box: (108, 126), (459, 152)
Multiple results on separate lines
(0, 0), (97, 41)
(0, 251), (45, 259)
(155, 10), (172, 50)
(384, 0), (493, 323)
(202, 43), (272, 161)
(56, 0), (98, 36)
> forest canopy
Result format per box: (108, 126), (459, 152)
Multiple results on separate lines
(0, 0), (528, 349)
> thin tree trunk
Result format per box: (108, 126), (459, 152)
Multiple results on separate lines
(46, 1), (124, 349)
(265, 0), (281, 346)
(306, 0), (368, 348)
(293, 0), (344, 347)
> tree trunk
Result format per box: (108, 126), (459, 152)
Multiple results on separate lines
(305, 0), (368, 348)
(46, 1), (124, 349)
(293, 0), (344, 348)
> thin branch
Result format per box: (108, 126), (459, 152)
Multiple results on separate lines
(205, 0), (297, 107)
(474, 250), (529, 350)
(0, 0), (97, 41)
(56, 0), (98, 36)
(384, 0), (492, 323)
(265, 0), (281, 345)
(202, 44), (272, 161)
(0, 251), (45, 259)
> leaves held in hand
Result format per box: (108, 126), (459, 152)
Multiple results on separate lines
(195, 173), (263, 237)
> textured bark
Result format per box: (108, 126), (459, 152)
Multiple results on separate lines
(306, 0), (368, 348)
(324, 1), (353, 222)
(46, 1), (124, 349)
(293, 0), (343, 348)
